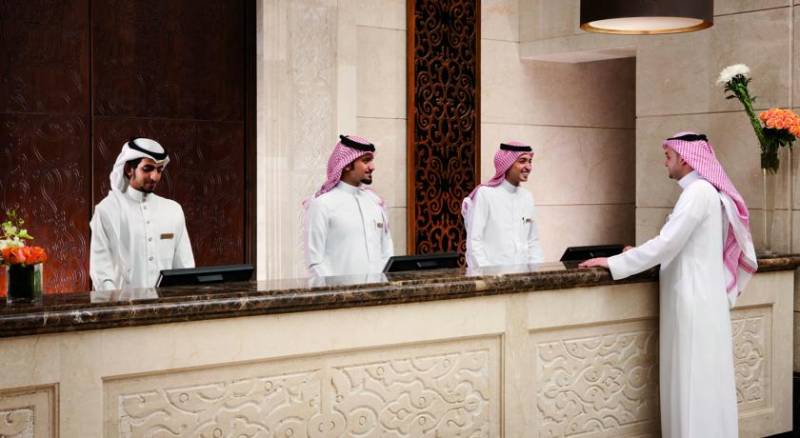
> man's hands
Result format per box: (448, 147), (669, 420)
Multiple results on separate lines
(579, 257), (609, 269)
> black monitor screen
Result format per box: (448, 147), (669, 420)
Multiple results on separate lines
(382, 252), (460, 273)
(560, 244), (624, 262)
(157, 264), (254, 287)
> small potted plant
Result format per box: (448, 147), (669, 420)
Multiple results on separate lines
(0, 210), (47, 304)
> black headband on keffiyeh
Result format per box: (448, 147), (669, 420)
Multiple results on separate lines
(128, 138), (168, 161)
(339, 135), (376, 152)
(500, 143), (532, 152)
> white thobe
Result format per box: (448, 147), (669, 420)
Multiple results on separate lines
(607, 172), (738, 438)
(305, 182), (394, 276)
(90, 188), (195, 290)
(465, 179), (544, 268)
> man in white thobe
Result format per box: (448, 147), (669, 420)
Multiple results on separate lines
(581, 132), (757, 438)
(462, 141), (543, 269)
(90, 138), (195, 290)
(305, 135), (393, 276)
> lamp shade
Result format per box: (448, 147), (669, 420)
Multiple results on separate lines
(580, 0), (713, 35)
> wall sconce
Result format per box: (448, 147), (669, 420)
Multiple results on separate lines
(580, 0), (713, 34)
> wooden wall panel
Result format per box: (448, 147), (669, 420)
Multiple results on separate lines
(0, 0), (90, 114)
(0, 0), (91, 294)
(407, 0), (480, 256)
(1, 0), (253, 294)
(93, 118), (245, 267)
(92, 0), (244, 121)
(0, 115), (91, 292)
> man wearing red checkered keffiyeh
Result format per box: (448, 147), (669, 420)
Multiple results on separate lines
(581, 132), (754, 438)
(304, 135), (393, 277)
(462, 141), (543, 269)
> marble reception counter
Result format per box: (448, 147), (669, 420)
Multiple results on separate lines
(0, 256), (797, 437)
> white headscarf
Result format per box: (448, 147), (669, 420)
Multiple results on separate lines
(109, 138), (170, 193)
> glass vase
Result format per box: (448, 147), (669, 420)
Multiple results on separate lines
(759, 168), (777, 256)
(6, 264), (43, 304)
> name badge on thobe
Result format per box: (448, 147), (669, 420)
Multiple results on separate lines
(160, 233), (174, 240)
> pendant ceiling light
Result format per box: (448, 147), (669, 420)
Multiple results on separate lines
(580, 0), (713, 35)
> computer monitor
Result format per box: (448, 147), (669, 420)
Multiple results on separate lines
(560, 244), (624, 262)
(156, 264), (254, 287)
(382, 252), (460, 273)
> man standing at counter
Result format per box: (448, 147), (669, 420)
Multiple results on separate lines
(462, 141), (543, 268)
(305, 135), (393, 277)
(580, 132), (757, 437)
(90, 138), (195, 290)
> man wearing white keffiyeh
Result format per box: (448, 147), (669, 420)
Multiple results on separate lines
(90, 138), (194, 291)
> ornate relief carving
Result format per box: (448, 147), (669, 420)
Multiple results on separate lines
(0, 385), (56, 438)
(731, 310), (769, 411)
(0, 115), (90, 293)
(0, 407), (34, 438)
(535, 327), (659, 437)
(288, 1), (337, 277)
(110, 341), (498, 436)
(409, 0), (479, 255)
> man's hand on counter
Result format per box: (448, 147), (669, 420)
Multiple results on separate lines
(579, 257), (609, 269)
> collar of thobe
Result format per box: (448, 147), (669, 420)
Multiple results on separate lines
(336, 181), (364, 195)
(125, 187), (150, 203)
(500, 179), (520, 193)
(678, 171), (701, 190)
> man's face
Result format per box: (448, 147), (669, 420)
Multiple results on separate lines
(128, 158), (165, 193)
(505, 153), (533, 186)
(343, 154), (375, 185)
(664, 148), (689, 180)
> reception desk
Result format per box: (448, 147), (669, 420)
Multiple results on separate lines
(0, 256), (797, 437)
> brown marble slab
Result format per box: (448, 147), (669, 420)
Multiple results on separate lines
(1, 255), (798, 338)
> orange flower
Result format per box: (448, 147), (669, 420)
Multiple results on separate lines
(1, 246), (47, 266)
(760, 108), (800, 134)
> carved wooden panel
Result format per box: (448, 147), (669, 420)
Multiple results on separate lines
(407, 0), (480, 255)
(94, 118), (245, 267)
(0, 115), (91, 293)
(106, 338), (500, 437)
(535, 325), (660, 437)
(0, 0), (89, 114)
(92, 0), (244, 121)
(0, 385), (57, 438)
(0, 0), (90, 294)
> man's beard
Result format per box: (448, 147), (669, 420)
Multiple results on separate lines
(360, 176), (373, 185)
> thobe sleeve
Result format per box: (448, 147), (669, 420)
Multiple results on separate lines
(305, 200), (330, 276)
(466, 189), (491, 267)
(608, 185), (708, 280)
(528, 201), (544, 264)
(172, 207), (195, 268)
(381, 208), (394, 267)
(89, 208), (119, 291)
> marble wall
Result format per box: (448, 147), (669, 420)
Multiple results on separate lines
(482, 0), (636, 261)
(256, 0), (407, 281)
(520, 0), (800, 369)
(256, 0), (637, 277)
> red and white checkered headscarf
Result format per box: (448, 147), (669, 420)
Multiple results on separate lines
(461, 141), (534, 220)
(312, 135), (375, 198)
(663, 132), (757, 302)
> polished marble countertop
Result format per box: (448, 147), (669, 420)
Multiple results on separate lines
(1, 255), (798, 338)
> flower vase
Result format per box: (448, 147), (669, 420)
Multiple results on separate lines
(6, 264), (43, 304)
(759, 168), (778, 256)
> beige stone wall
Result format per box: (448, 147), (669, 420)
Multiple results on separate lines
(256, 0), (408, 281)
(483, 0), (636, 261)
(0, 272), (792, 437)
(521, 0), (800, 370)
